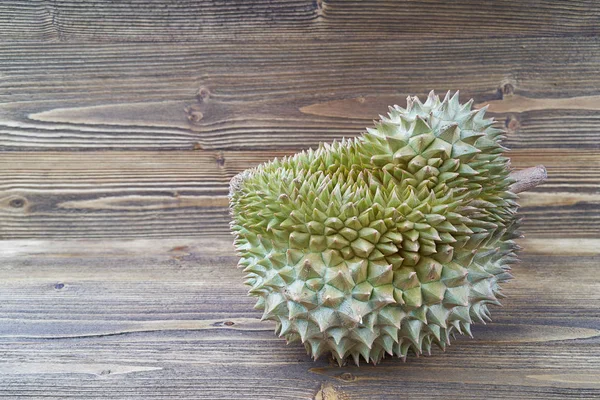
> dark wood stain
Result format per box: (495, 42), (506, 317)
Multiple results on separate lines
(0, 1), (598, 399)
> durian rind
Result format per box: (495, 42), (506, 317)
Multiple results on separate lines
(230, 91), (520, 365)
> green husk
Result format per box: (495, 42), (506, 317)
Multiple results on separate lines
(230, 91), (520, 365)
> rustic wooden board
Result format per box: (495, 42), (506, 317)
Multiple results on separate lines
(1, 0), (598, 42)
(1, 150), (598, 239)
(2, 38), (600, 151)
(1, 0), (599, 398)
(0, 238), (599, 399)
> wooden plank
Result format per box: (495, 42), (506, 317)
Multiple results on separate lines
(0, 0), (598, 42)
(1, 37), (600, 150)
(0, 1), (597, 399)
(0, 149), (598, 239)
(0, 237), (598, 399)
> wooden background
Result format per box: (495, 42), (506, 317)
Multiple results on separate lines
(0, 1), (599, 399)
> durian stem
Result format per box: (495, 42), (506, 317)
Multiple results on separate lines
(508, 165), (547, 194)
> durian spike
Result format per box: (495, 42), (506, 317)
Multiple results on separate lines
(508, 165), (547, 194)
(230, 163), (547, 197)
(229, 91), (550, 366)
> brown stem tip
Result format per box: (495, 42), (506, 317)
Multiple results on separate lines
(508, 165), (548, 194)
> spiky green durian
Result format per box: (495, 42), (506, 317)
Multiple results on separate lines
(229, 91), (521, 365)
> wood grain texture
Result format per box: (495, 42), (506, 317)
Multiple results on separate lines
(1, 38), (600, 150)
(0, 150), (598, 239)
(1, 0), (599, 398)
(0, 0), (599, 42)
(0, 237), (598, 399)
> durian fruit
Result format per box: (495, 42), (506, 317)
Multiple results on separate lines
(229, 91), (545, 366)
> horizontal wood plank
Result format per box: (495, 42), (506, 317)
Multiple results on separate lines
(1, 38), (600, 151)
(1, 1), (598, 399)
(0, 0), (599, 42)
(0, 149), (598, 239)
(0, 237), (598, 399)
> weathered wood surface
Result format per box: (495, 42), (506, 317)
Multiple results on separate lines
(1, 150), (598, 239)
(1, 0), (598, 42)
(0, 0), (599, 398)
(1, 38), (600, 151)
(0, 238), (599, 399)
